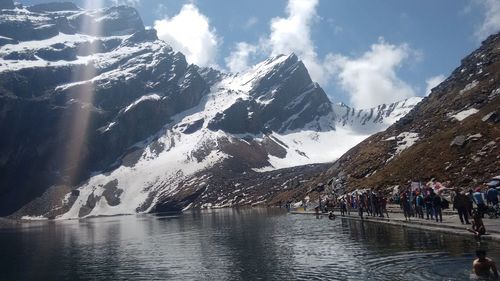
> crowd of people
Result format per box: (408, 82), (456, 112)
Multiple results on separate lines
(338, 190), (389, 219)
(308, 177), (500, 238)
(316, 190), (390, 219)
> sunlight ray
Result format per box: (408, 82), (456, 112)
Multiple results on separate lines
(59, 0), (105, 186)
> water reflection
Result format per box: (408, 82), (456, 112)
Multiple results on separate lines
(0, 209), (498, 280)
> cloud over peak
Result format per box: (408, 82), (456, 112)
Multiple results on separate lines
(154, 4), (220, 67)
(327, 39), (417, 109)
(475, 0), (500, 41)
(154, 0), (422, 109)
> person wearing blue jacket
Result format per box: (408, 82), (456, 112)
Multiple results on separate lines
(473, 187), (487, 218)
(486, 185), (499, 206)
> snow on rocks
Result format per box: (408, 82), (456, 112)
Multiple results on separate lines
(21, 215), (48, 221)
(124, 94), (161, 112)
(458, 80), (478, 95)
(450, 108), (479, 121)
(394, 132), (419, 155)
(385, 132), (419, 161)
(482, 111), (499, 123)
(60, 128), (229, 219)
(253, 127), (370, 171)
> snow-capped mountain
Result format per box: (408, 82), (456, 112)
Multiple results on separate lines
(0, 1), (421, 218)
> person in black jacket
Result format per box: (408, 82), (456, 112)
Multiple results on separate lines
(431, 190), (443, 222)
(424, 192), (434, 220)
(453, 189), (470, 224)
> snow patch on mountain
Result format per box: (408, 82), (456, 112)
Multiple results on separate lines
(61, 128), (229, 218)
(394, 132), (419, 154)
(124, 94), (162, 113)
(333, 97), (422, 134)
(256, 127), (370, 171)
(451, 108), (479, 121)
(384, 132), (419, 162)
(459, 80), (478, 95)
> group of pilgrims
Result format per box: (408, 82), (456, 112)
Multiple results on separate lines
(305, 177), (500, 239)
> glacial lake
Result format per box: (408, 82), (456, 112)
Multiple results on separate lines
(1, 208), (498, 280)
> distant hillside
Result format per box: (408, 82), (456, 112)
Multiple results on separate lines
(299, 32), (500, 194)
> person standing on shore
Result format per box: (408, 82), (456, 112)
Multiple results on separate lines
(346, 195), (351, 215)
(453, 189), (470, 224)
(431, 190), (443, 222)
(473, 187), (487, 218)
(467, 189), (474, 217)
(379, 194), (389, 218)
(424, 192), (434, 220)
(340, 198), (347, 216)
(415, 192), (424, 219)
(358, 194), (364, 219)
(373, 192), (380, 217)
(486, 183), (499, 207)
(367, 191), (374, 216)
(401, 192), (412, 221)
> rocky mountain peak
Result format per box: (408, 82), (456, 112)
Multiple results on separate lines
(0, 3), (145, 44)
(206, 53), (331, 134)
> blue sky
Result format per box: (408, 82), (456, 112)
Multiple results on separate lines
(22, 0), (500, 108)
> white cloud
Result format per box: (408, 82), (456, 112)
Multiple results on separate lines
(244, 17), (259, 29)
(224, 0), (420, 108)
(267, 0), (318, 57)
(225, 0), (330, 84)
(225, 42), (258, 73)
(154, 4), (220, 67)
(327, 39), (416, 109)
(475, 0), (500, 40)
(425, 74), (446, 96)
(110, 0), (140, 7)
(266, 0), (328, 84)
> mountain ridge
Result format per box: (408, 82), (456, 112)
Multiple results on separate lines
(0, 2), (421, 218)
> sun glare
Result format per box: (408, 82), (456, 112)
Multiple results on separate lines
(59, 0), (104, 185)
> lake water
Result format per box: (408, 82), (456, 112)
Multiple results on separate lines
(1, 208), (498, 280)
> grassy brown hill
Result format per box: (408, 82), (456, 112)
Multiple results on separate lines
(287, 32), (500, 196)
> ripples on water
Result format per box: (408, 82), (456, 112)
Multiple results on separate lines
(0, 208), (498, 280)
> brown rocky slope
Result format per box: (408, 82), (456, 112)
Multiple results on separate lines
(270, 32), (500, 201)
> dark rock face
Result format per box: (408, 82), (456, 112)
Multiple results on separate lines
(155, 163), (330, 211)
(208, 55), (333, 134)
(180, 118), (204, 134)
(102, 179), (122, 206)
(0, 5), (210, 216)
(70, 6), (144, 36)
(0, 14), (60, 41)
(26, 2), (80, 13)
(0, 5), (143, 43)
(78, 193), (97, 217)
